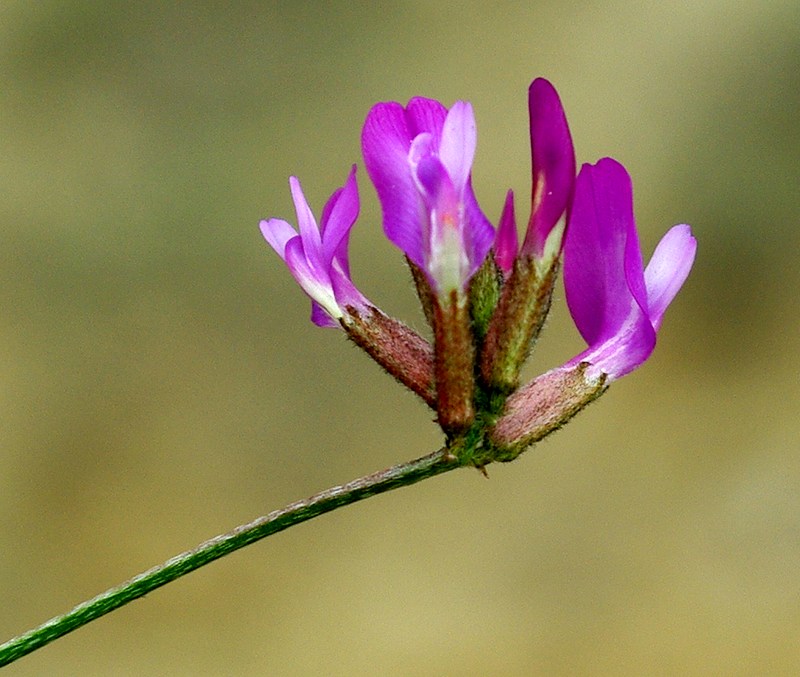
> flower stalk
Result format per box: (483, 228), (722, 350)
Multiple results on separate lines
(0, 447), (463, 668)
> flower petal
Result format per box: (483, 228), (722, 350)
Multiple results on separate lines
(310, 302), (339, 328)
(415, 155), (467, 293)
(404, 97), (448, 143)
(493, 189), (518, 276)
(644, 224), (697, 331)
(362, 101), (428, 268)
(565, 158), (641, 348)
(413, 151), (451, 209)
(438, 101), (476, 193)
(330, 265), (367, 311)
(259, 218), (298, 261)
(320, 165), (360, 274)
(522, 78), (575, 257)
(283, 236), (338, 321)
(568, 309), (656, 380)
(289, 177), (322, 256)
(462, 178), (495, 281)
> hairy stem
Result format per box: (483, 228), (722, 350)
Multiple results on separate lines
(0, 447), (461, 668)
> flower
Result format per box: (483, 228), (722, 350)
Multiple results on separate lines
(479, 79), (576, 392)
(259, 165), (369, 327)
(362, 97), (495, 298)
(492, 78), (575, 275)
(563, 157), (697, 380)
(489, 157), (696, 455)
(260, 166), (437, 405)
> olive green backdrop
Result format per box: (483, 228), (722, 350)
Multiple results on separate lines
(1, 2), (798, 675)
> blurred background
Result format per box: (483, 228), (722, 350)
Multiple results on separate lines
(1, 2), (798, 674)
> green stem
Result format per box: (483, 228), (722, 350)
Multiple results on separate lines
(0, 447), (461, 668)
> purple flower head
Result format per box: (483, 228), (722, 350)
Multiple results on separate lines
(259, 166), (370, 328)
(362, 97), (495, 298)
(564, 158), (697, 380)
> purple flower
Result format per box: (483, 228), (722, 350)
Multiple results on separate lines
(563, 158), (697, 380)
(259, 166), (370, 327)
(362, 97), (494, 297)
(492, 78), (575, 274)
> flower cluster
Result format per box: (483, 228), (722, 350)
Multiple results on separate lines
(260, 78), (696, 465)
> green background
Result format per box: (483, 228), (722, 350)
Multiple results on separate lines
(2, 2), (799, 674)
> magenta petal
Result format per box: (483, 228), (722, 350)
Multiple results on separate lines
(404, 97), (448, 143)
(362, 102), (427, 268)
(289, 177), (322, 259)
(522, 78), (575, 257)
(493, 190), (518, 276)
(310, 302), (338, 328)
(568, 313), (656, 380)
(414, 154), (450, 207)
(330, 266), (366, 311)
(565, 158), (640, 347)
(320, 165), (359, 272)
(644, 224), (697, 330)
(259, 218), (297, 260)
(318, 187), (340, 238)
(283, 236), (335, 312)
(462, 181), (495, 278)
(439, 101), (493, 277)
(438, 101), (476, 193)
